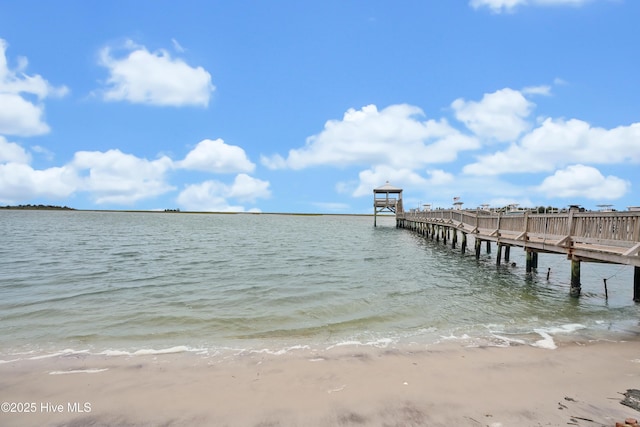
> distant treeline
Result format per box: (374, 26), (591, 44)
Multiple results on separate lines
(1, 204), (76, 210)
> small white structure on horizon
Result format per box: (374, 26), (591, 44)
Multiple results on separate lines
(597, 204), (614, 212)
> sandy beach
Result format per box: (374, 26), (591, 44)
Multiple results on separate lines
(1, 340), (639, 427)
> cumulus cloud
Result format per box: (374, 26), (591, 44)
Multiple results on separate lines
(70, 149), (175, 204)
(98, 40), (214, 107)
(0, 136), (31, 164)
(0, 163), (77, 203)
(470, 0), (591, 13)
(227, 173), (271, 202)
(0, 134), (271, 208)
(536, 164), (630, 200)
(463, 118), (640, 175)
(178, 138), (255, 173)
(0, 39), (69, 136)
(176, 174), (270, 212)
(262, 104), (479, 171)
(261, 104), (480, 201)
(452, 88), (534, 142)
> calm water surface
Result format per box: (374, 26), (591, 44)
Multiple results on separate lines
(1, 210), (638, 357)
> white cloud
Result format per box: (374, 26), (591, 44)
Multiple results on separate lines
(261, 104), (479, 170)
(176, 180), (241, 212)
(0, 136), (31, 164)
(176, 174), (270, 212)
(536, 164), (630, 200)
(98, 40), (214, 107)
(522, 85), (552, 96)
(70, 149), (175, 204)
(0, 163), (77, 203)
(0, 39), (69, 136)
(227, 173), (271, 202)
(178, 138), (255, 173)
(452, 88), (534, 142)
(171, 38), (185, 53)
(470, 0), (592, 13)
(349, 166), (456, 198)
(463, 118), (640, 175)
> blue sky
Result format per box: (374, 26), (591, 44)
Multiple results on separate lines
(1, 0), (638, 213)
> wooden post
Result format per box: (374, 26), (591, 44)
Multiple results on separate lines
(475, 238), (481, 259)
(634, 267), (640, 303)
(452, 228), (457, 249)
(436, 226), (440, 242)
(496, 244), (503, 265)
(532, 252), (538, 269)
(461, 232), (467, 253)
(526, 249), (532, 273)
(443, 226), (448, 245)
(570, 258), (581, 297)
(374, 209), (377, 227)
(504, 246), (511, 262)
(486, 240), (491, 254)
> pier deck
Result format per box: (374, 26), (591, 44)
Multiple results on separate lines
(397, 209), (640, 267)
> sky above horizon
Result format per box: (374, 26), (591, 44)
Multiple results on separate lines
(1, 0), (639, 213)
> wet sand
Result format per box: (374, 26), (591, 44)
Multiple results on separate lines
(1, 340), (639, 427)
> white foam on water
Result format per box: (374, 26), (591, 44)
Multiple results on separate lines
(100, 345), (208, 357)
(531, 323), (588, 349)
(439, 333), (471, 341)
(532, 331), (557, 349)
(49, 368), (109, 375)
(246, 345), (311, 356)
(325, 337), (394, 350)
(28, 349), (90, 360)
(490, 334), (526, 347)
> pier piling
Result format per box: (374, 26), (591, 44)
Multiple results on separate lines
(570, 258), (581, 297)
(392, 203), (640, 299)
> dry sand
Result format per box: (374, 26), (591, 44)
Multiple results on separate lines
(1, 340), (639, 427)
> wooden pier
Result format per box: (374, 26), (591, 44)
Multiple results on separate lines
(395, 207), (640, 299)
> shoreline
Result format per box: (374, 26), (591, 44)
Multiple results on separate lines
(1, 339), (639, 426)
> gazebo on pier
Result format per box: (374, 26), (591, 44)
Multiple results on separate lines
(373, 182), (403, 227)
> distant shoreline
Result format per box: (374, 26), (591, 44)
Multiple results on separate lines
(0, 205), (394, 217)
(0, 204), (75, 211)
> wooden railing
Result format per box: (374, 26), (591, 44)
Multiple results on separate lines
(397, 209), (640, 265)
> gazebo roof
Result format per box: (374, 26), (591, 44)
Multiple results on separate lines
(374, 181), (403, 193)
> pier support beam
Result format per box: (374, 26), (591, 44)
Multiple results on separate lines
(461, 233), (467, 254)
(452, 229), (457, 249)
(504, 246), (511, 262)
(634, 267), (640, 303)
(570, 258), (581, 297)
(496, 244), (503, 265)
(486, 240), (491, 254)
(526, 250), (533, 273)
(475, 238), (481, 259)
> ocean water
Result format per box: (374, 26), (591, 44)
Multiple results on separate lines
(1, 210), (639, 358)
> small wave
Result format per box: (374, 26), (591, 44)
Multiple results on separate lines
(241, 344), (311, 356)
(100, 345), (203, 357)
(49, 368), (108, 375)
(530, 323), (588, 350)
(325, 337), (394, 350)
